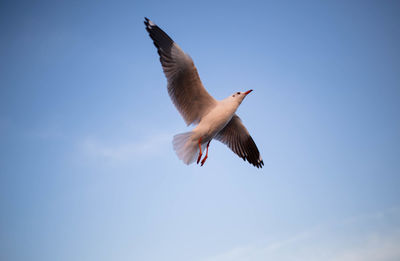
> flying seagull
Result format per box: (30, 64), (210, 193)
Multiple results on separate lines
(144, 18), (264, 168)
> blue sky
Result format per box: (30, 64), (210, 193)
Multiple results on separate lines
(1, 0), (400, 260)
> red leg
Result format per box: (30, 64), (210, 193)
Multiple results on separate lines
(196, 137), (202, 164)
(201, 141), (211, 166)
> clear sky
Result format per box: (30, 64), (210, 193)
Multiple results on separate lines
(1, 0), (400, 260)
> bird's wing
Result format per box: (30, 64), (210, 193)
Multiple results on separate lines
(215, 114), (264, 168)
(144, 18), (217, 125)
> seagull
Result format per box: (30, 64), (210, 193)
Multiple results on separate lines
(144, 18), (264, 168)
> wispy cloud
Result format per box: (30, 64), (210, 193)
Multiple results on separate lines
(201, 207), (400, 261)
(328, 233), (400, 261)
(80, 132), (172, 163)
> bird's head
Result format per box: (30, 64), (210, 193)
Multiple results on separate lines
(230, 89), (253, 104)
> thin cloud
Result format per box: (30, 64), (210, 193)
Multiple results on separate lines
(80, 132), (172, 163)
(201, 207), (400, 261)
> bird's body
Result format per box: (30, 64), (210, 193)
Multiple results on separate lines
(144, 18), (264, 168)
(194, 96), (239, 142)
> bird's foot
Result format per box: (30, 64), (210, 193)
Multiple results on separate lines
(196, 152), (202, 164)
(200, 155), (208, 166)
(196, 138), (203, 164)
(200, 140), (210, 166)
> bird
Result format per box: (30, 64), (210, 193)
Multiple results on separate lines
(144, 18), (264, 168)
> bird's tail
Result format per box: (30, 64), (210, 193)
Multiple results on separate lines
(172, 132), (205, 165)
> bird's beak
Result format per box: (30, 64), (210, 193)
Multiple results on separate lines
(244, 89), (253, 95)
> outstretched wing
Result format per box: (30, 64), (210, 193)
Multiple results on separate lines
(144, 18), (217, 125)
(215, 115), (264, 168)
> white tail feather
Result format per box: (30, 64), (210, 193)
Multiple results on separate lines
(172, 132), (205, 165)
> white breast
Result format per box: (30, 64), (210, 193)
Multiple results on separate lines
(193, 99), (239, 142)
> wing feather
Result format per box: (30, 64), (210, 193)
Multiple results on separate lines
(215, 115), (264, 168)
(144, 18), (217, 125)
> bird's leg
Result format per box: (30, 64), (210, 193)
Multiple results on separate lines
(201, 141), (211, 166)
(196, 137), (202, 164)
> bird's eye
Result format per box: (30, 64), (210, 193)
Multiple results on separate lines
(237, 92), (240, 95)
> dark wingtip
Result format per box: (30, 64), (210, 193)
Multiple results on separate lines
(143, 18), (174, 52)
(144, 18), (152, 33)
(252, 159), (264, 169)
(144, 17), (151, 27)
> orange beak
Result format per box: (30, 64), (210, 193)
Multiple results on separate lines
(244, 89), (253, 95)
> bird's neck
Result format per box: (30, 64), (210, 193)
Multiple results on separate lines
(220, 98), (241, 114)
